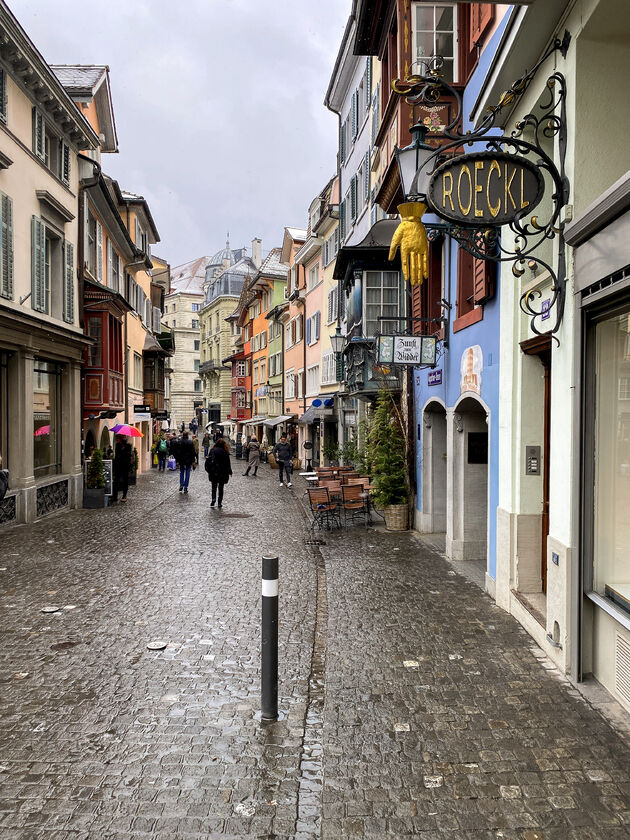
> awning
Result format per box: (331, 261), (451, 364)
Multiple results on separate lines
(245, 415), (267, 424)
(263, 414), (294, 427)
(299, 404), (335, 425)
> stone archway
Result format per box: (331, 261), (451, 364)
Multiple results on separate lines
(420, 400), (447, 534)
(84, 429), (96, 460)
(448, 396), (489, 562)
(99, 425), (111, 455)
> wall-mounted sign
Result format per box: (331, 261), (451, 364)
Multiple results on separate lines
(541, 299), (551, 321)
(378, 335), (437, 367)
(427, 151), (545, 227)
(428, 369), (442, 386)
(133, 403), (151, 422)
(460, 346), (482, 395)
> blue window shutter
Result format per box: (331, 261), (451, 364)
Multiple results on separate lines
(63, 240), (74, 323)
(340, 200), (346, 241)
(31, 216), (46, 312)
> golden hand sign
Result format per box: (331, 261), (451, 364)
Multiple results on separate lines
(388, 202), (430, 286)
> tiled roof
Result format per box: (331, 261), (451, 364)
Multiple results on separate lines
(258, 247), (288, 279)
(168, 256), (211, 295)
(51, 65), (106, 93)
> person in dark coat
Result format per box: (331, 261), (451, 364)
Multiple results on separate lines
(273, 434), (293, 487)
(243, 434), (261, 477)
(176, 430), (196, 493)
(112, 434), (132, 503)
(205, 438), (232, 508)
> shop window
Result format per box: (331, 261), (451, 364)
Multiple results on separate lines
(33, 360), (61, 478)
(591, 306), (630, 606)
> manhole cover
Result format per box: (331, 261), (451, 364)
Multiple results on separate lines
(147, 640), (168, 651)
(220, 513), (253, 518)
(304, 539), (326, 546)
(41, 606), (60, 613)
(51, 641), (79, 651)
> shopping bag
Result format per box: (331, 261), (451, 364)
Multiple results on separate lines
(167, 455), (177, 470)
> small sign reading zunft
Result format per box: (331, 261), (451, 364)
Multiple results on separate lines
(378, 335), (437, 367)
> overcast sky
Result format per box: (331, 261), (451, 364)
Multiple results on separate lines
(11, 0), (350, 267)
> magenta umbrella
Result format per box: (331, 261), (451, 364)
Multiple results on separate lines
(109, 423), (143, 438)
(34, 425), (50, 436)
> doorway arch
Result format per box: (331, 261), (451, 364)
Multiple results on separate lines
(420, 400), (447, 533)
(449, 395), (489, 562)
(84, 429), (96, 460)
(99, 426), (111, 455)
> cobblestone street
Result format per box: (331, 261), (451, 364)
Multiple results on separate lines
(1, 463), (630, 839)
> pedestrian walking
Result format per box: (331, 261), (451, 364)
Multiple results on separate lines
(204, 438), (232, 508)
(112, 434), (132, 503)
(176, 430), (196, 494)
(193, 435), (199, 466)
(157, 435), (169, 472)
(189, 417), (198, 435)
(202, 431), (211, 457)
(273, 434), (293, 487)
(243, 434), (260, 476)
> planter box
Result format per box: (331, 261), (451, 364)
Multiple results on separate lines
(83, 488), (108, 509)
(384, 503), (409, 531)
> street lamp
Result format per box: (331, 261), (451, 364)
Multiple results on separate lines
(330, 325), (344, 354)
(394, 120), (435, 201)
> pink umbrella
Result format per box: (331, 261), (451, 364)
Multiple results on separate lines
(109, 423), (143, 438)
(34, 425), (50, 436)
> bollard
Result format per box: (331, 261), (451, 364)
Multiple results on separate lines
(261, 554), (279, 722)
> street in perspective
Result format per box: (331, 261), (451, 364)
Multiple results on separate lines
(2, 0), (630, 837)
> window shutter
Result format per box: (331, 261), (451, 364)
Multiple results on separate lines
(306, 316), (312, 345)
(364, 151), (370, 200)
(315, 311), (320, 341)
(340, 119), (346, 164)
(61, 142), (70, 184)
(339, 287), (346, 319)
(350, 177), (357, 221)
(0, 69), (6, 123)
(365, 59), (371, 109)
(96, 221), (103, 283)
(473, 256), (494, 304)
(351, 90), (358, 139)
(327, 289), (334, 324)
(340, 200), (346, 241)
(63, 240), (74, 323)
(0, 193), (13, 299)
(471, 3), (494, 46)
(371, 84), (380, 144)
(31, 216), (46, 312)
(336, 351), (344, 383)
(32, 108), (44, 160)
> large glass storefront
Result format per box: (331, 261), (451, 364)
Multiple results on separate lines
(591, 305), (630, 611)
(33, 359), (62, 478)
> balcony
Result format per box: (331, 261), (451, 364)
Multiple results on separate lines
(199, 360), (226, 375)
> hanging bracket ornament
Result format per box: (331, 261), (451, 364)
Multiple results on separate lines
(389, 32), (571, 340)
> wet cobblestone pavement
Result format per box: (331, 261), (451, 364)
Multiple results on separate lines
(1, 461), (630, 838)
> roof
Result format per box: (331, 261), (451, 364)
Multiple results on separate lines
(168, 256), (211, 295)
(259, 247), (289, 279)
(51, 64), (118, 153)
(286, 227), (307, 241)
(111, 180), (160, 242)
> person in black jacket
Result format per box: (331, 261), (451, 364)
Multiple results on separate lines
(273, 434), (293, 487)
(205, 438), (232, 508)
(112, 435), (132, 503)
(176, 430), (196, 494)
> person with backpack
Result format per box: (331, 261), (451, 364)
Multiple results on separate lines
(176, 430), (196, 494)
(243, 434), (260, 477)
(205, 438), (232, 508)
(157, 436), (169, 472)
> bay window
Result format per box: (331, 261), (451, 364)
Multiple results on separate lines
(412, 3), (457, 82)
(364, 271), (403, 337)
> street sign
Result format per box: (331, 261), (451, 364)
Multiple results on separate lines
(427, 151), (545, 226)
(428, 369), (442, 386)
(378, 335), (437, 366)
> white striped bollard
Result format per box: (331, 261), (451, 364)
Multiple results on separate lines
(261, 554), (279, 722)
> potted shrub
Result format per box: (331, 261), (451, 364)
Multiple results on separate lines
(83, 447), (108, 508)
(128, 446), (139, 485)
(369, 387), (409, 530)
(323, 440), (340, 466)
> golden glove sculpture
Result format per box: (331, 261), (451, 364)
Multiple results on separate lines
(388, 201), (429, 286)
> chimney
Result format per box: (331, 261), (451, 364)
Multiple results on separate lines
(251, 237), (262, 269)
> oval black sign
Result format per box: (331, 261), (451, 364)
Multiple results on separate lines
(427, 151), (544, 226)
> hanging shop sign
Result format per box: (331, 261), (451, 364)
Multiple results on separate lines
(427, 151), (545, 227)
(133, 403), (151, 422)
(378, 335), (437, 367)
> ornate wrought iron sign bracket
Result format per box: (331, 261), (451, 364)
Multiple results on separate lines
(391, 31), (571, 339)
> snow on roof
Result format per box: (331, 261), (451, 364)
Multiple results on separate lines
(286, 227), (307, 241)
(168, 256), (211, 295)
(51, 65), (107, 93)
(258, 247), (288, 279)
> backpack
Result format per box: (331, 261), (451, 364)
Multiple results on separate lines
(204, 450), (216, 476)
(159, 439), (168, 454)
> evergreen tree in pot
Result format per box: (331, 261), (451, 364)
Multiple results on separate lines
(83, 447), (107, 508)
(369, 387), (409, 530)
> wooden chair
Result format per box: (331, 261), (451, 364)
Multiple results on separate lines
(341, 471), (359, 484)
(341, 484), (369, 528)
(307, 487), (341, 531)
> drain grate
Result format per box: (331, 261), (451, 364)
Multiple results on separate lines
(304, 538), (326, 546)
(219, 513), (253, 518)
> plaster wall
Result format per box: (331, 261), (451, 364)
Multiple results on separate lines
(339, 55), (372, 248)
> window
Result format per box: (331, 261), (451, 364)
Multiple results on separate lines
(364, 271), (402, 336)
(327, 287), (338, 324)
(33, 360), (61, 478)
(306, 364), (320, 396)
(133, 353), (142, 389)
(86, 316), (102, 368)
(194, 379), (202, 392)
(306, 311), (321, 346)
(456, 247), (493, 325)
(237, 360), (246, 376)
(194, 340), (200, 351)
(412, 3), (457, 82)
(107, 241), (121, 293)
(253, 360), (259, 386)
(297, 368), (304, 400)
(31, 216), (65, 318)
(192, 319), (199, 329)
(591, 306), (630, 603)
(192, 303), (200, 312)
(194, 359), (200, 372)
(32, 107), (71, 184)
(260, 358), (266, 384)
(321, 351), (337, 385)
(308, 262), (320, 291)
(0, 192), (13, 300)
(285, 368), (295, 400)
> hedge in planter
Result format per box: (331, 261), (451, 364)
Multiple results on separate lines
(84, 448), (108, 508)
(369, 387), (409, 530)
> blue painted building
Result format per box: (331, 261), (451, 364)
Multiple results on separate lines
(413, 14), (512, 592)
